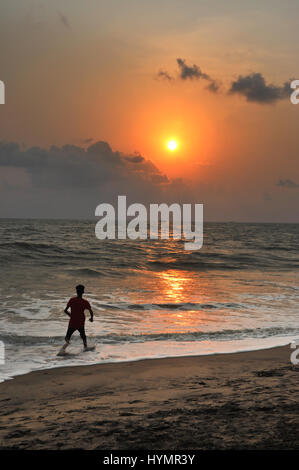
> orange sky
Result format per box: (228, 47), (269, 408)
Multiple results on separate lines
(0, 1), (299, 220)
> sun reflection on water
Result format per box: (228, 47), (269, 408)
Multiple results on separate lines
(157, 270), (190, 303)
(153, 269), (225, 330)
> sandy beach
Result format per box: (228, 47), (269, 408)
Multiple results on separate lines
(0, 345), (298, 450)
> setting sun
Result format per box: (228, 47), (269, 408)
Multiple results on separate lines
(167, 139), (178, 151)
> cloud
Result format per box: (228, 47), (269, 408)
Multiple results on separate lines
(157, 58), (219, 92)
(0, 140), (192, 217)
(157, 61), (293, 102)
(229, 73), (290, 103)
(177, 58), (209, 81)
(58, 12), (70, 29)
(124, 155), (145, 163)
(1, 140), (298, 221)
(206, 80), (220, 93)
(276, 179), (299, 189)
(176, 58), (219, 92)
(151, 174), (169, 184)
(156, 70), (173, 81)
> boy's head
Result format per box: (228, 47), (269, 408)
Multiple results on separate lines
(76, 284), (85, 297)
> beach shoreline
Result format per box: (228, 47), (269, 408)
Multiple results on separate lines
(0, 345), (298, 450)
(2, 334), (297, 384)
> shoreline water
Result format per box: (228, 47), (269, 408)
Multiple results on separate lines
(0, 344), (298, 450)
(1, 334), (297, 384)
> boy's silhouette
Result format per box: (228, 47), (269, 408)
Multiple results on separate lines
(58, 284), (94, 355)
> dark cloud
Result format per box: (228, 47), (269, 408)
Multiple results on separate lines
(177, 58), (219, 92)
(176, 58), (220, 92)
(177, 58), (208, 81)
(124, 155), (145, 163)
(206, 80), (220, 93)
(229, 73), (290, 103)
(151, 174), (169, 184)
(277, 179), (299, 189)
(58, 12), (70, 29)
(156, 70), (173, 81)
(0, 140), (192, 217)
(0, 141), (140, 189)
(81, 138), (93, 144)
(157, 61), (292, 102)
(157, 58), (219, 92)
(86, 141), (123, 166)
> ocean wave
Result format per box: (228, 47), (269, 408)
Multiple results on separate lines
(0, 241), (68, 252)
(1, 221), (299, 273)
(147, 253), (299, 271)
(67, 268), (106, 277)
(0, 241), (73, 265)
(1, 327), (298, 346)
(98, 301), (246, 311)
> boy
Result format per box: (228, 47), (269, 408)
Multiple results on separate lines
(58, 284), (94, 355)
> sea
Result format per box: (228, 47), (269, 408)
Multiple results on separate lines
(0, 219), (298, 382)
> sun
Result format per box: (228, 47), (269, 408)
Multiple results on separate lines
(167, 139), (178, 151)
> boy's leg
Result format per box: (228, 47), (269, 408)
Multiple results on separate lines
(61, 327), (75, 351)
(78, 327), (87, 349)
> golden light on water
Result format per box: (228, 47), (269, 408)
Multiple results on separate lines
(158, 270), (189, 303)
(154, 269), (222, 329)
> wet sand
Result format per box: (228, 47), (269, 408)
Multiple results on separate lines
(0, 345), (298, 450)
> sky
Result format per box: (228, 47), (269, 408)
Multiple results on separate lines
(0, 0), (299, 221)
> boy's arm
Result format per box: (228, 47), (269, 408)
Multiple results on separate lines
(64, 305), (71, 318)
(88, 307), (94, 322)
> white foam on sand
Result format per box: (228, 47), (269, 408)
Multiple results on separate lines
(0, 334), (297, 383)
